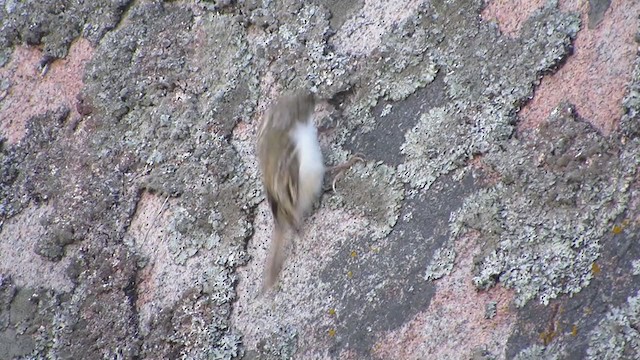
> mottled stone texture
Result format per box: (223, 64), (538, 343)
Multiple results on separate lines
(1, 0), (639, 359)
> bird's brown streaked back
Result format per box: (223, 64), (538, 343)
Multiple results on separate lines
(256, 91), (320, 291)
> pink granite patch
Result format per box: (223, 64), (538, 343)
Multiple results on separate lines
(332, 0), (426, 56)
(481, 0), (548, 38)
(125, 192), (212, 331)
(0, 205), (73, 292)
(517, 0), (639, 134)
(232, 199), (370, 356)
(372, 234), (516, 359)
(0, 38), (93, 144)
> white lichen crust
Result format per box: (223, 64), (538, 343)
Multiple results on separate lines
(586, 290), (640, 359)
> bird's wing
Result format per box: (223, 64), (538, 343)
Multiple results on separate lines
(264, 139), (299, 228)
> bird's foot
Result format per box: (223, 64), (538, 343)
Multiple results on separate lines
(325, 153), (366, 192)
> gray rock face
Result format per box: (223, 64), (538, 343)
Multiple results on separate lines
(0, 0), (639, 359)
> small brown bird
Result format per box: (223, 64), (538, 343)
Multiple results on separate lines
(257, 91), (325, 291)
(257, 91), (364, 291)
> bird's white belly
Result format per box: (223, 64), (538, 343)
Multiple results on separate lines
(291, 119), (324, 215)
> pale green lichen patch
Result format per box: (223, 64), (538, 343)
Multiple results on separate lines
(327, 162), (404, 240)
(450, 105), (639, 307)
(167, 206), (222, 265)
(632, 260), (640, 276)
(337, 16), (440, 137)
(365, 21), (439, 103)
(259, 2), (354, 96)
(513, 343), (566, 360)
(156, 290), (244, 360)
(424, 244), (456, 281)
(252, 326), (298, 360)
(0, 0), (131, 61)
(620, 30), (640, 140)
(586, 290), (640, 359)
(398, 107), (471, 190)
(394, 2), (581, 192)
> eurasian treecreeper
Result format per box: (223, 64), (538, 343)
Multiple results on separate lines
(256, 91), (363, 291)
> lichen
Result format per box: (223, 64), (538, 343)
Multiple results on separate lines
(168, 292), (244, 360)
(367, 18), (439, 102)
(254, 326), (298, 360)
(395, 2), (581, 193)
(260, 3), (354, 96)
(398, 107), (471, 190)
(337, 8), (440, 138)
(425, 244), (456, 281)
(1, 0), (634, 358)
(327, 162), (404, 240)
(449, 105), (639, 306)
(168, 206), (223, 265)
(0, 0), (131, 59)
(620, 28), (640, 139)
(513, 343), (566, 360)
(586, 290), (640, 359)
(632, 260), (640, 276)
(484, 301), (497, 320)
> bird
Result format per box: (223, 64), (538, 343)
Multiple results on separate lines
(256, 91), (325, 291)
(256, 91), (364, 291)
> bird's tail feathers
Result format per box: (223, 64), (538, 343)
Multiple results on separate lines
(262, 223), (288, 292)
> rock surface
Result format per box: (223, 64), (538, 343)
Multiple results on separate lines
(0, 0), (639, 358)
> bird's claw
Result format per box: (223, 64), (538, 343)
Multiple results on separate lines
(328, 154), (366, 192)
